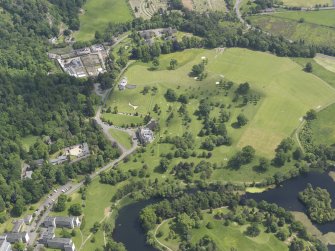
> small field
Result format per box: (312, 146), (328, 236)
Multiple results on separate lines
(249, 14), (335, 47)
(271, 10), (335, 27)
(281, 0), (332, 7)
(21, 135), (38, 151)
(156, 209), (289, 251)
(74, 0), (133, 41)
(292, 57), (335, 88)
(314, 54), (335, 73)
(191, 0), (227, 12)
(109, 128), (133, 149)
(309, 103), (335, 146)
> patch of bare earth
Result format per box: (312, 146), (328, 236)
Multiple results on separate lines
(182, 0), (194, 10)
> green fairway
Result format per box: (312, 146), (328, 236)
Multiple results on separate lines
(110, 48), (335, 157)
(282, 0), (332, 7)
(157, 209), (289, 251)
(109, 128), (132, 149)
(272, 10), (335, 27)
(249, 14), (335, 48)
(74, 0), (133, 41)
(309, 103), (335, 146)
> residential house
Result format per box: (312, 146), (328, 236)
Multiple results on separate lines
(5, 232), (29, 243)
(11, 220), (24, 233)
(47, 238), (76, 251)
(24, 215), (33, 225)
(43, 216), (81, 229)
(137, 128), (154, 144)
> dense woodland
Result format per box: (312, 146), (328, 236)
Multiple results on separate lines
(0, 1), (119, 219)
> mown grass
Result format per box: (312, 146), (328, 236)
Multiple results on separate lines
(292, 56), (335, 88)
(109, 128), (132, 149)
(108, 48), (335, 158)
(272, 10), (335, 27)
(309, 103), (335, 146)
(249, 15), (335, 47)
(74, 0), (133, 41)
(157, 209), (289, 251)
(314, 54), (335, 73)
(21, 135), (38, 151)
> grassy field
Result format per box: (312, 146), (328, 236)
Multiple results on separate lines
(109, 128), (132, 149)
(157, 209), (289, 251)
(271, 10), (335, 27)
(292, 57), (335, 88)
(249, 15), (335, 47)
(314, 54), (335, 73)
(309, 103), (335, 146)
(112, 48), (335, 156)
(104, 48), (335, 183)
(21, 135), (38, 151)
(281, 0), (332, 7)
(192, 0), (227, 12)
(74, 0), (133, 41)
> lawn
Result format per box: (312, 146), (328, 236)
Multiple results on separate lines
(292, 56), (335, 88)
(249, 15), (335, 47)
(272, 9), (335, 27)
(109, 128), (132, 150)
(157, 209), (289, 251)
(108, 48), (335, 158)
(21, 135), (38, 151)
(309, 103), (335, 146)
(281, 0), (332, 7)
(74, 0), (133, 41)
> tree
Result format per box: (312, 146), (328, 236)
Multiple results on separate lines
(105, 240), (126, 251)
(170, 59), (178, 70)
(84, 175), (91, 186)
(304, 62), (313, 73)
(165, 89), (177, 102)
(305, 109), (317, 120)
(236, 82), (250, 95)
(140, 207), (157, 231)
(69, 203), (82, 216)
(258, 157), (270, 172)
(0, 197), (5, 212)
(237, 114), (248, 127)
(290, 238), (305, 251)
(54, 194), (67, 212)
(152, 58), (160, 69)
(245, 223), (260, 237)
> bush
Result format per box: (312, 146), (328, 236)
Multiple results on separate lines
(206, 222), (214, 229)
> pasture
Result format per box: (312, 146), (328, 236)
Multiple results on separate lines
(249, 15), (335, 47)
(314, 54), (335, 73)
(74, 0), (133, 41)
(309, 103), (335, 146)
(271, 9), (335, 27)
(156, 209), (289, 251)
(281, 0), (332, 7)
(109, 128), (133, 149)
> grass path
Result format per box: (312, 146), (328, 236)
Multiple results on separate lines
(154, 220), (174, 251)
